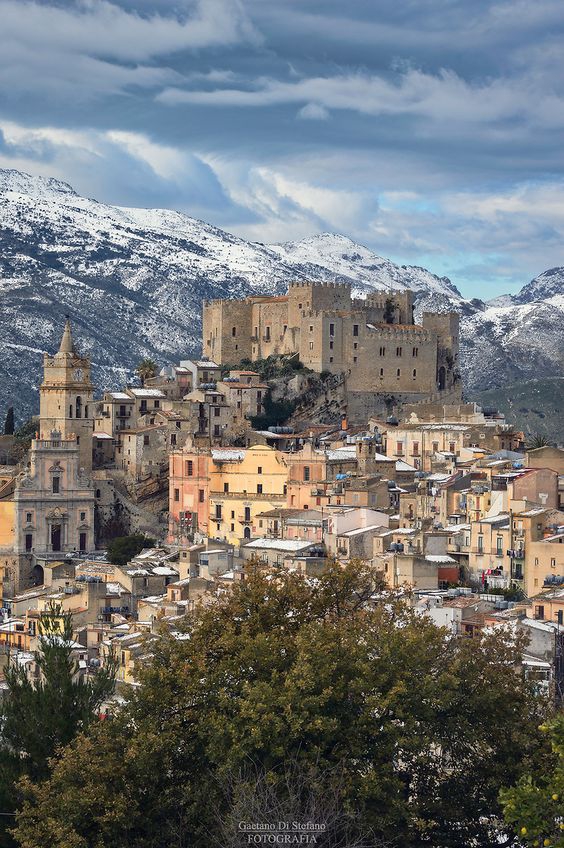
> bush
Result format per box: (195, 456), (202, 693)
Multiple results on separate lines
(106, 534), (156, 566)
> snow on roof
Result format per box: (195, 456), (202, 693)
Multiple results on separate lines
(478, 513), (510, 525)
(152, 566), (178, 576)
(325, 446), (357, 461)
(194, 360), (220, 368)
(425, 472), (451, 481)
(444, 523), (471, 533)
(378, 527), (418, 536)
(244, 538), (317, 552)
(425, 555), (458, 564)
(93, 432), (113, 440)
(339, 523), (386, 537)
(211, 449), (245, 462)
(396, 460), (417, 472)
(519, 507), (548, 517)
(129, 388), (166, 398)
(253, 430), (288, 439)
(109, 392), (132, 400)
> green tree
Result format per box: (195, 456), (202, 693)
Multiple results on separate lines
(106, 534), (156, 565)
(3, 407), (14, 436)
(135, 358), (157, 386)
(501, 715), (564, 848)
(13, 564), (549, 848)
(0, 603), (116, 846)
(11, 418), (38, 462)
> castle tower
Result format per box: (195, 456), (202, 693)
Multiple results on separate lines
(39, 318), (94, 472)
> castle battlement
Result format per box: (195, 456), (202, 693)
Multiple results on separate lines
(202, 282), (460, 403)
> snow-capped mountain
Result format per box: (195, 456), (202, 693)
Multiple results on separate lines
(0, 168), (562, 422)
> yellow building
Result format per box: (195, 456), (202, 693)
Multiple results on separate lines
(208, 445), (288, 544)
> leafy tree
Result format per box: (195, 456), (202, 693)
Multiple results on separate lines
(0, 604), (116, 846)
(13, 563), (549, 848)
(3, 407), (14, 436)
(106, 533), (156, 565)
(501, 715), (564, 848)
(11, 418), (39, 461)
(249, 391), (297, 429)
(136, 358), (157, 386)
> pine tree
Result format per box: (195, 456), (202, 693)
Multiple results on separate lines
(3, 407), (14, 436)
(0, 603), (116, 845)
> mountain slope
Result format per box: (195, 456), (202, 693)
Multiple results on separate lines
(0, 168), (562, 422)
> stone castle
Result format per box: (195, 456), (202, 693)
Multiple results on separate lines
(203, 282), (461, 419)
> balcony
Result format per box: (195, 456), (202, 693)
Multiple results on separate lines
(238, 515), (252, 524)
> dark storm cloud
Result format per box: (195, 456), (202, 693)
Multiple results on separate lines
(0, 0), (563, 296)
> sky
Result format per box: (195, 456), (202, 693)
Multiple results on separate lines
(1, 0), (563, 299)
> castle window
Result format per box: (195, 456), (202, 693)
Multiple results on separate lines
(413, 347), (419, 357)
(379, 346), (385, 357)
(298, 303), (302, 310)
(265, 326), (271, 341)
(329, 323), (335, 336)
(232, 326), (237, 337)
(412, 369), (417, 378)
(69, 405), (73, 418)
(329, 357), (333, 363)
(283, 325), (287, 333)
(84, 405), (88, 417)
(186, 460), (193, 476)
(309, 325), (313, 332)
(353, 356), (357, 364)
(396, 347), (402, 357)
(353, 324), (359, 336)
(353, 342), (358, 349)
(309, 342), (314, 350)
(96, 489), (101, 498)
(329, 341), (333, 349)
(52, 477), (60, 494)
(75, 396), (82, 419)
(231, 510), (235, 519)
(379, 368), (384, 377)
(396, 368), (401, 377)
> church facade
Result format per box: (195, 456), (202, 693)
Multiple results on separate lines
(0, 320), (96, 594)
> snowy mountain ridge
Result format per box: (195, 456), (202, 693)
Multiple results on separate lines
(0, 168), (562, 421)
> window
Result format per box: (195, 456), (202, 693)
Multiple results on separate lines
(413, 347), (419, 357)
(186, 460), (193, 476)
(558, 610), (564, 626)
(26, 512), (32, 524)
(265, 326), (271, 341)
(213, 425), (220, 437)
(231, 524), (235, 532)
(215, 505), (222, 520)
(309, 341), (314, 350)
(396, 441), (404, 456)
(396, 368), (401, 377)
(232, 326), (237, 337)
(25, 533), (33, 552)
(174, 488), (180, 502)
(316, 497), (321, 506)
(298, 303), (302, 310)
(329, 357), (333, 363)
(329, 323), (335, 336)
(536, 605), (545, 620)
(224, 483), (229, 493)
(143, 434), (150, 446)
(79, 532), (87, 552)
(477, 536), (483, 554)
(353, 324), (359, 336)
(170, 433), (176, 446)
(432, 442), (439, 452)
(231, 510), (235, 519)
(52, 477), (60, 494)
(258, 466), (262, 475)
(80, 512), (86, 521)
(329, 341), (334, 350)
(199, 489), (205, 503)
(353, 355), (358, 364)
(496, 537), (503, 555)
(69, 404), (73, 418)
(379, 346), (386, 356)
(257, 484), (263, 494)
(396, 346), (402, 356)
(412, 442), (419, 456)
(379, 368), (384, 377)
(154, 400), (160, 409)
(353, 342), (358, 350)
(412, 369), (417, 378)
(303, 466), (310, 481)
(552, 558), (557, 568)
(96, 489), (101, 499)
(309, 325), (314, 332)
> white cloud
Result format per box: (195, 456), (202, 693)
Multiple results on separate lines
(297, 102), (329, 120)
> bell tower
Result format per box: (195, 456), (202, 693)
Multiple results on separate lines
(39, 318), (94, 472)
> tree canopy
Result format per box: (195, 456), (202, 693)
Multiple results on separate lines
(106, 534), (156, 566)
(12, 563), (550, 848)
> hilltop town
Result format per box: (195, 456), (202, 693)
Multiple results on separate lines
(0, 280), (562, 697)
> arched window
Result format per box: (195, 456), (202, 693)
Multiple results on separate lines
(75, 396), (82, 419)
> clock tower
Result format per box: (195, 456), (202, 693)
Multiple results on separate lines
(39, 318), (94, 472)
